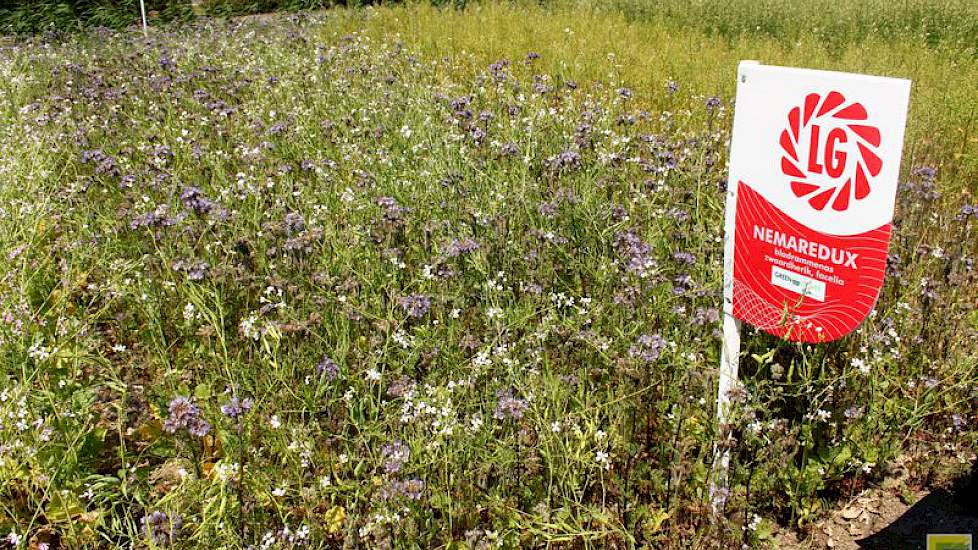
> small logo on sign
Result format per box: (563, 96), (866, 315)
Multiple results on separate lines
(927, 534), (972, 550)
(779, 91), (883, 212)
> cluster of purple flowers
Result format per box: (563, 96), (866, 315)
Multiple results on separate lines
(444, 237), (480, 258)
(449, 96), (473, 120)
(80, 149), (119, 177)
(171, 259), (209, 281)
(672, 251), (697, 265)
(673, 274), (694, 296)
(284, 212), (306, 235)
(180, 186), (221, 216)
(282, 227), (323, 254)
(691, 307), (720, 326)
(317, 355), (339, 380)
(386, 375), (417, 398)
(142, 511), (182, 545)
(399, 294), (432, 319)
(629, 333), (667, 363)
(957, 204), (978, 221)
(163, 396), (210, 438)
(493, 388), (529, 420)
(220, 396), (253, 420)
(379, 478), (425, 501)
(614, 230), (657, 278)
(903, 166), (940, 201)
(381, 440), (411, 473)
(488, 59), (510, 83)
(500, 141), (520, 157)
(130, 204), (184, 230)
(545, 150), (582, 172)
(376, 196), (412, 224)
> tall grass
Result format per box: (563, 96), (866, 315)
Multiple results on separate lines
(559, 0), (978, 53)
(0, 3), (975, 548)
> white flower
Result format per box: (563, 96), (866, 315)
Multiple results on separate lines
(269, 415), (281, 429)
(851, 358), (870, 375)
(550, 422), (561, 433)
(366, 368), (381, 381)
(183, 302), (198, 321)
(272, 486), (286, 497)
(6, 529), (21, 546)
(595, 450), (611, 470)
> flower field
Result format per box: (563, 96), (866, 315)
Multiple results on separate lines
(0, 3), (976, 548)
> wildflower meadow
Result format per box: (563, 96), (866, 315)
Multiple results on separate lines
(0, 2), (976, 548)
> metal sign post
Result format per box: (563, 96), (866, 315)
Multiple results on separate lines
(139, 0), (148, 37)
(709, 63), (755, 511)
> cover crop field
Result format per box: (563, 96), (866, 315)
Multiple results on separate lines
(0, 2), (976, 548)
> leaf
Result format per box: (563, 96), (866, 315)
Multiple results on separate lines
(643, 507), (670, 535)
(194, 382), (212, 400)
(44, 490), (85, 524)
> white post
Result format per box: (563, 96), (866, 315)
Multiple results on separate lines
(139, 0), (149, 37)
(709, 60), (757, 514)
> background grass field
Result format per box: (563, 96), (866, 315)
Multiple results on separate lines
(0, 1), (975, 548)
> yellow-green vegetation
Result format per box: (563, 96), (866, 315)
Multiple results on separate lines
(0, 2), (975, 548)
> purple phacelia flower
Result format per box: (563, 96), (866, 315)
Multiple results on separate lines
(142, 511), (182, 545)
(629, 333), (667, 363)
(269, 122), (288, 135)
(180, 186), (219, 216)
(615, 230), (657, 278)
(172, 259), (209, 281)
(399, 294), (432, 319)
(546, 150), (582, 172)
(317, 355), (339, 380)
(381, 440), (411, 473)
(470, 127), (486, 144)
(380, 478), (425, 501)
(159, 54), (176, 72)
(673, 251), (697, 264)
(220, 396), (253, 420)
(500, 142), (520, 157)
(163, 396), (210, 438)
(284, 212), (305, 235)
(493, 388), (529, 420)
(691, 307), (720, 326)
(445, 238), (480, 258)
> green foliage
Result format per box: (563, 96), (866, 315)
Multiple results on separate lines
(553, 0), (978, 53)
(0, 2), (975, 548)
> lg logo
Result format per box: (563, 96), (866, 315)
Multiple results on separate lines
(779, 91), (883, 211)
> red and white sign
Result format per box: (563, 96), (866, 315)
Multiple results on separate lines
(724, 63), (911, 342)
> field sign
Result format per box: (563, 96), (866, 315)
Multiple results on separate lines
(712, 61), (911, 510)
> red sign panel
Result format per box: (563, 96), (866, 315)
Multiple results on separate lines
(724, 64), (911, 342)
